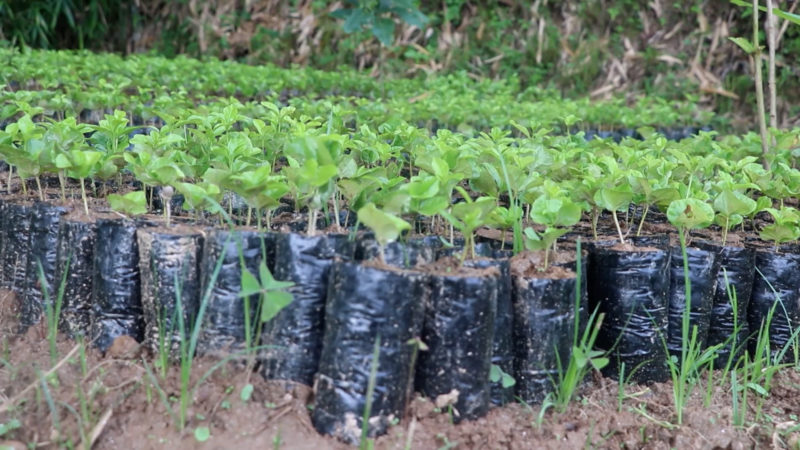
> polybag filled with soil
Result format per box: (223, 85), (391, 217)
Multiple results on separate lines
(197, 229), (270, 360)
(21, 202), (67, 331)
(56, 217), (97, 338)
(464, 257), (514, 407)
(260, 232), (355, 386)
(138, 227), (204, 360)
(747, 247), (800, 362)
(510, 252), (577, 404)
(666, 244), (719, 359)
(312, 261), (427, 444)
(1, 202), (32, 292)
(416, 258), (498, 423)
(696, 242), (754, 365)
(588, 240), (670, 384)
(91, 218), (145, 352)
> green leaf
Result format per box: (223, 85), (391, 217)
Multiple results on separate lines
(489, 364), (501, 383)
(667, 198), (715, 230)
(107, 191), (147, 216)
(714, 190), (757, 217)
(240, 384), (254, 402)
(728, 37), (755, 54)
(239, 270), (262, 298)
(358, 203), (411, 247)
(372, 17), (396, 46)
(0, 418), (21, 436)
(594, 187), (633, 212)
(501, 371), (516, 388)
(342, 7), (369, 33)
(194, 426), (211, 442)
(261, 291), (294, 323)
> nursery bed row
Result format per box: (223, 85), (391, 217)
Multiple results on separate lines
(0, 49), (713, 133)
(1, 195), (797, 443)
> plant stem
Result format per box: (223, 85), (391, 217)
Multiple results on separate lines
(636, 204), (649, 237)
(612, 210), (625, 245)
(767, 0), (778, 132)
(35, 176), (44, 201)
(58, 171), (67, 203)
(80, 177), (89, 216)
(753, 0), (770, 169)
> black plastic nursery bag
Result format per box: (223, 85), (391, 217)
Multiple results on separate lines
(56, 217), (97, 338)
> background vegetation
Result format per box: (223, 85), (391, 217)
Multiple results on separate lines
(0, 0), (799, 129)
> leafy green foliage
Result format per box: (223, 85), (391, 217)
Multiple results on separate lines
(332, 0), (429, 47)
(108, 191), (147, 216)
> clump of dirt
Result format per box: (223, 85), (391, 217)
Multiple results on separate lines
(0, 287), (798, 449)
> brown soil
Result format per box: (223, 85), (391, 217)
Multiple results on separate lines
(510, 251), (575, 280)
(3, 288), (800, 449)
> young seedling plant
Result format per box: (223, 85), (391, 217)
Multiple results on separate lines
(439, 187), (497, 265)
(357, 202), (411, 263)
(665, 197), (718, 425)
(522, 189), (582, 270)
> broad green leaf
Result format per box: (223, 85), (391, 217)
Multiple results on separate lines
(714, 190), (757, 217)
(239, 270), (262, 298)
(667, 198), (715, 230)
(107, 191), (147, 216)
(261, 291), (294, 323)
(594, 187), (633, 212)
(372, 17), (396, 46)
(358, 203), (411, 247)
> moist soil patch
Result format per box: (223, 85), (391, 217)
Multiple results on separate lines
(3, 289), (800, 448)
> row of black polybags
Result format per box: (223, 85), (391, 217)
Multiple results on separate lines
(1, 200), (797, 445)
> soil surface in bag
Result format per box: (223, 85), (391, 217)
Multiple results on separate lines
(416, 258), (498, 423)
(55, 216), (97, 338)
(138, 226), (205, 360)
(748, 247), (800, 362)
(510, 252), (577, 404)
(1, 202), (32, 292)
(588, 241), (670, 384)
(666, 244), (719, 359)
(696, 241), (754, 365)
(197, 229), (268, 359)
(260, 232), (355, 386)
(312, 261), (427, 444)
(464, 257), (514, 407)
(91, 218), (144, 352)
(21, 202), (67, 331)
(354, 235), (437, 269)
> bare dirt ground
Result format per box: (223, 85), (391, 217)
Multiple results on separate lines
(2, 288), (800, 449)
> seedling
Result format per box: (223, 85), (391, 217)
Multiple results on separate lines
(357, 203), (411, 263)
